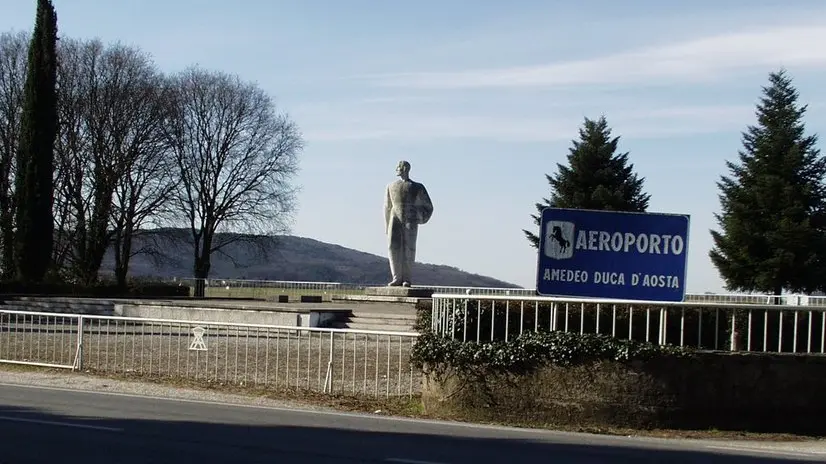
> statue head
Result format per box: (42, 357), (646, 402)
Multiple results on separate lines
(395, 160), (411, 180)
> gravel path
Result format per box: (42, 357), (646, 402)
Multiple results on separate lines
(0, 368), (336, 412)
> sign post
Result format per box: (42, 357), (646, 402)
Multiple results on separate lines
(536, 208), (690, 302)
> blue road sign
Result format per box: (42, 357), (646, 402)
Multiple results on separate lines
(536, 208), (690, 302)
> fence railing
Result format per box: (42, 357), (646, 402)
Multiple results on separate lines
(0, 310), (420, 397)
(169, 278), (365, 300)
(167, 277), (537, 299)
(430, 294), (826, 354)
(163, 277), (826, 306)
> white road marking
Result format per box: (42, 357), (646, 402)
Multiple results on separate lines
(0, 415), (123, 432)
(385, 459), (448, 464)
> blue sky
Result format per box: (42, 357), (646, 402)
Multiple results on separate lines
(3, 1), (826, 292)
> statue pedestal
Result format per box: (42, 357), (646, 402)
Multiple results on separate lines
(363, 286), (433, 298)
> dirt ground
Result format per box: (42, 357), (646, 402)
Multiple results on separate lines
(0, 321), (420, 397)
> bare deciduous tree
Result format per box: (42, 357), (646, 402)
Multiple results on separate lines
(110, 76), (178, 287)
(0, 31), (29, 278)
(54, 38), (168, 284)
(52, 37), (88, 277)
(163, 66), (302, 295)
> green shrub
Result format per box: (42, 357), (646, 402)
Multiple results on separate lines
(411, 329), (690, 377)
(0, 280), (190, 298)
(414, 299), (432, 332)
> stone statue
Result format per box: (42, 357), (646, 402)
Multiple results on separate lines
(384, 160), (434, 286)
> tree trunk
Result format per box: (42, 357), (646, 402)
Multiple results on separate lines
(191, 227), (213, 298)
(79, 226), (111, 286)
(114, 263), (128, 289)
(0, 181), (14, 280)
(193, 256), (210, 298)
(74, 231), (110, 286)
(112, 225), (132, 289)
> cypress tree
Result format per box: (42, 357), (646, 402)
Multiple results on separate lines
(709, 70), (826, 296)
(14, 0), (58, 282)
(524, 116), (650, 248)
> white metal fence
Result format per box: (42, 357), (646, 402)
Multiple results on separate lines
(168, 278), (537, 299)
(0, 310), (420, 397)
(170, 279), (364, 299)
(430, 294), (826, 354)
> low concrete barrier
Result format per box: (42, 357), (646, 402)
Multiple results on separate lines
(113, 303), (342, 327)
(1, 297), (115, 315)
(0, 297), (350, 329)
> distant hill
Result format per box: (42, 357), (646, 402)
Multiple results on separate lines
(99, 229), (520, 288)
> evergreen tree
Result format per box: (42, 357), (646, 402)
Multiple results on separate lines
(524, 116), (650, 248)
(709, 70), (826, 296)
(14, 0), (58, 282)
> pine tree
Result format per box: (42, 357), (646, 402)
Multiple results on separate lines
(524, 116), (650, 248)
(14, 0), (58, 282)
(709, 70), (826, 296)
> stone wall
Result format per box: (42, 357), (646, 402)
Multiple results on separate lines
(421, 352), (826, 434)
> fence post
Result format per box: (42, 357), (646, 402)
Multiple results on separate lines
(431, 299), (437, 332)
(323, 331), (334, 393)
(658, 308), (665, 345)
(73, 316), (84, 371)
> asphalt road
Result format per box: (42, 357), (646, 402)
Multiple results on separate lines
(0, 384), (823, 464)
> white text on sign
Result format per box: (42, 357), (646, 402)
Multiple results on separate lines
(542, 268), (681, 289)
(575, 230), (685, 255)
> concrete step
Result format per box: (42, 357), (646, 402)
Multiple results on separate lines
(349, 311), (417, 321)
(330, 309), (418, 332)
(333, 321), (416, 332)
(348, 315), (416, 325)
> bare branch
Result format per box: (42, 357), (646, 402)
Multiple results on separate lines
(54, 38), (169, 284)
(162, 66), (302, 281)
(107, 55), (177, 286)
(0, 30), (29, 278)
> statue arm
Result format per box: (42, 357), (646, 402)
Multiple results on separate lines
(383, 185), (392, 233)
(417, 184), (434, 224)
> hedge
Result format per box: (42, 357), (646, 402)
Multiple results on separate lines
(0, 280), (190, 298)
(412, 299), (690, 374)
(411, 330), (690, 377)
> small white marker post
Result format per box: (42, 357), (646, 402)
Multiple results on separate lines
(189, 326), (207, 351)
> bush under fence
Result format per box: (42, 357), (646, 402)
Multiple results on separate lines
(412, 330), (826, 435)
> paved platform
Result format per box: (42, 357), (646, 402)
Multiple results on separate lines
(363, 286), (434, 298)
(0, 295), (421, 331)
(1, 296), (419, 313)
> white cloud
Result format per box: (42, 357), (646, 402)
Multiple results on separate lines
(361, 24), (826, 89)
(303, 115), (576, 142)
(618, 104), (755, 137)
(300, 104), (758, 143)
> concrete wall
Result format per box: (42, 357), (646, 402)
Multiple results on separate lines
(1, 297), (115, 315)
(113, 304), (342, 328)
(114, 304), (304, 326)
(0, 297), (345, 329)
(421, 352), (826, 435)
